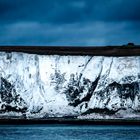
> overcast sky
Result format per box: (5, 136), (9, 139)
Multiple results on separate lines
(0, 0), (140, 46)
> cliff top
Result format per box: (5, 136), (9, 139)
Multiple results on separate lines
(0, 43), (140, 56)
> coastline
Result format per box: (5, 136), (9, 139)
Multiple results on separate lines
(0, 118), (140, 125)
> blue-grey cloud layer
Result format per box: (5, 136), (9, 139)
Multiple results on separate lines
(0, 0), (140, 46)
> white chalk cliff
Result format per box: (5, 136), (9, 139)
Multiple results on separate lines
(0, 52), (140, 119)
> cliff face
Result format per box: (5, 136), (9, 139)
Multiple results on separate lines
(0, 52), (140, 119)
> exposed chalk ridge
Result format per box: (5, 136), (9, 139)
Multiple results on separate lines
(0, 52), (140, 119)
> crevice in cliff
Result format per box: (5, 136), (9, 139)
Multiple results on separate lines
(65, 57), (104, 108)
(70, 75), (101, 107)
(98, 57), (113, 88)
(78, 56), (93, 85)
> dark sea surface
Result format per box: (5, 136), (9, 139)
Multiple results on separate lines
(0, 125), (140, 140)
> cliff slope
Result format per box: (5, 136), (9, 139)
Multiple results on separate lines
(0, 52), (139, 119)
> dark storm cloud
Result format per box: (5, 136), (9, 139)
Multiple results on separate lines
(0, 0), (140, 46)
(0, 21), (140, 46)
(0, 0), (140, 24)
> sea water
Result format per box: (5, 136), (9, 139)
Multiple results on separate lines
(0, 125), (140, 140)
